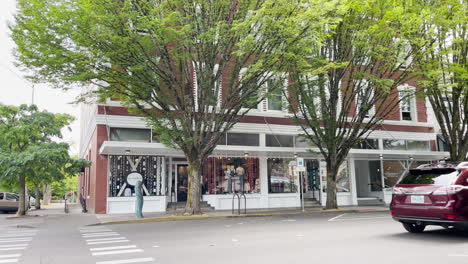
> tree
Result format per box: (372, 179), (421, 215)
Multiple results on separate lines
(11, 0), (339, 214)
(415, 0), (468, 161)
(287, 0), (427, 209)
(0, 104), (74, 216)
(25, 146), (90, 209)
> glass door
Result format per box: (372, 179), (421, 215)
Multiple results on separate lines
(176, 164), (189, 202)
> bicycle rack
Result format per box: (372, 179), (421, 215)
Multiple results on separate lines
(232, 192), (246, 215)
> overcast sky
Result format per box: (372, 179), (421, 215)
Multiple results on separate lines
(0, 0), (80, 155)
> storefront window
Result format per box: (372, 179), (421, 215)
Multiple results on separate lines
(227, 133), (259, 146)
(268, 159), (298, 193)
(383, 139), (406, 150)
(407, 140), (430, 151)
(352, 139), (379, 149)
(266, 134), (294, 147)
(295, 135), (313, 148)
(383, 160), (406, 190)
(203, 157), (260, 194)
(108, 155), (166, 197)
(336, 161), (350, 192)
(109, 128), (151, 142)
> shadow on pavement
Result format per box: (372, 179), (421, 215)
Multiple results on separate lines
(383, 228), (468, 244)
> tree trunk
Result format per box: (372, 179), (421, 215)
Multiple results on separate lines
(185, 161), (202, 215)
(325, 166), (338, 210)
(16, 175), (27, 216)
(34, 183), (41, 210)
(42, 184), (51, 206)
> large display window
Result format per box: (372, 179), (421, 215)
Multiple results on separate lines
(268, 158), (298, 193)
(108, 155), (166, 197)
(203, 157), (260, 194)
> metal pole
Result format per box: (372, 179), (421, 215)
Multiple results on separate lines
(300, 171), (305, 212)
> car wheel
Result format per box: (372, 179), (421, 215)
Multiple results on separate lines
(402, 223), (426, 233)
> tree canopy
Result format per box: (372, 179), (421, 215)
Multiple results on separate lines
(0, 104), (77, 215)
(10, 0), (341, 214)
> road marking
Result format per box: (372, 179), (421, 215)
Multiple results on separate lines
(0, 239), (31, 244)
(0, 259), (18, 263)
(0, 248), (25, 252)
(86, 237), (127, 242)
(95, 258), (155, 264)
(449, 254), (468, 257)
(82, 231), (116, 235)
(80, 229), (112, 233)
(0, 255), (21, 259)
(6, 231), (36, 234)
(328, 213), (346, 222)
(91, 249), (143, 256)
(83, 233), (120, 238)
(0, 245), (27, 248)
(87, 240), (130, 245)
(0, 235), (34, 239)
(152, 245), (159, 248)
(90, 245), (137, 251)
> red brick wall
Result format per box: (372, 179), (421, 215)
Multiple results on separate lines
(80, 124), (108, 214)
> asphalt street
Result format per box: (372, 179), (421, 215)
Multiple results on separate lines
(1, 210), (468, 264)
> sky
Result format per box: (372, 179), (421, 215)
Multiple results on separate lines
(0, 0), (81, 155)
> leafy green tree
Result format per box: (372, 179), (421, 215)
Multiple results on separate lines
(288, 0), (428, 209)
(25, 146), (90, 209)
(414, 0), (468, 161)
(10, 0), (338, 214)
(0, 104), (74, 216)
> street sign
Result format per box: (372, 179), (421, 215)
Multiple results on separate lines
(297, 158), (304, 167)
(296, 166), (306, 172)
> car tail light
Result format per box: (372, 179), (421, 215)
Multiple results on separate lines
(392, 187), (404, 195)
(390, 210), (396, 216)
(444, 214), (458, 220)
(432, 185), (465, 195)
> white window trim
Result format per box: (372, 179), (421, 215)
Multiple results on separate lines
(264, 74), (289, 113)
(398, 84), (417, 122)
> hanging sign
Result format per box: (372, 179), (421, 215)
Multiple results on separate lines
(296, 158), (304, 167)
(127, 172), (143, 186)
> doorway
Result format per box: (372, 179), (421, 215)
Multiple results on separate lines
(354, 160), (384, 204)
(176, 164), (189, 202)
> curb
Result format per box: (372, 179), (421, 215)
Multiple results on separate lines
(93, 208), (389, 226)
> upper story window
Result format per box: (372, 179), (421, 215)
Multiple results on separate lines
(355, 80), (375, 118)
(110, 128), (152, 143)
(266, 78), (285, 111)
(398, 84), (417, 121)
(266, 134), (294, 148)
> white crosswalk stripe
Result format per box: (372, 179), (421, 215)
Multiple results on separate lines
(92, 249), (143, 256)
(0, 259), (19, 263)
(0, 248), (26, 251)
(86, 237), (127, 242)
(0, 255), (21, 259)
(87, 240), (130, 245)
(90, 245), (137, 251)
(95, 258), (155, 264)
(83, 233), (120, 238)
(0, 245), (27, 248)
(0, 239), (31, 243)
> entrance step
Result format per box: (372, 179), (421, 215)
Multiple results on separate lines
(303, 198), (321, 208)
(166, 201), (215, 212)
(357, 197), (385, 206)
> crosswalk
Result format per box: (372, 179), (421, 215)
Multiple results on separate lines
(0, 229), (38, 263)
(80, 227), (155, 264)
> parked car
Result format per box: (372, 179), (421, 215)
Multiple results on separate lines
(390, 162), (468, 233)
(0, 192), (20, 213)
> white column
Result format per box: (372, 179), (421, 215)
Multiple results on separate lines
(348, 157), (358, 206)
(259, 157), (269, 208)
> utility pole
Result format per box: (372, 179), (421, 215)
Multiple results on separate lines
(31, 85), (35, 105)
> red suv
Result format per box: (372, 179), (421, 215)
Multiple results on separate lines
(390, 162), (468, 233)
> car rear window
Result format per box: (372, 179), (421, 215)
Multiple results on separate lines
(399, 168), (459, 185)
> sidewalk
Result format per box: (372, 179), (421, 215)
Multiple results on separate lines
(93, 205), (389, 226)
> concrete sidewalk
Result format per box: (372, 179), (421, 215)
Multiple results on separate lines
(93, 205), (390, 225)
